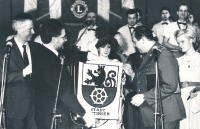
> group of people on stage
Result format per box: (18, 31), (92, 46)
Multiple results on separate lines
(0, 2), (200, 129)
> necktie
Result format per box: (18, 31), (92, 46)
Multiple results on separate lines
(162, 22), (168, 25)
(22, 45), (29, 67)
(178, 22), (186, 25)
(88, 28), (95, 31)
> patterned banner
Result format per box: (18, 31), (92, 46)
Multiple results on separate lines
(77, 62), (123, 119)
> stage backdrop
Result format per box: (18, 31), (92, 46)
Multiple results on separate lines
(11, 0), (135, 47)
(1, 0), (200, 47)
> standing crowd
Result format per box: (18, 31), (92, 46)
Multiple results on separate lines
(0, 2), (200, 129)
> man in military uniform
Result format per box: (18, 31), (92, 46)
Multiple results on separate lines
(124, 26), (185, 129)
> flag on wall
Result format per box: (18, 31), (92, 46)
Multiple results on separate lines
(22, 0), (134, 25)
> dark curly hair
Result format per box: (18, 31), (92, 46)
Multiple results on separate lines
(95, 26), (109, 39)
(40, 19), (65, 44)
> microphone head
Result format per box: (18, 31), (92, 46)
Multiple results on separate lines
(6, 42), (13, 47)
(84, 20), (95, 26)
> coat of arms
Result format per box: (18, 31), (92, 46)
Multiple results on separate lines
(77, 62), (123, 119)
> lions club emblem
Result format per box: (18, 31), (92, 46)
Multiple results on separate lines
(71, 0), (88, 18)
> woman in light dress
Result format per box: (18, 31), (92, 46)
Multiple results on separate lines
(89, 35), (124, 129)
(175, 29), (200, 129)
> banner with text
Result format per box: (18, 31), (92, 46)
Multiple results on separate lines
(77, 61), (123, 119)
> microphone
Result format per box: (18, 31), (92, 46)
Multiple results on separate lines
(5, 42), (13, 53)
(60, 55), (65, 65)
(187, 88), (197, 100)
(152, 46), (161, 62)
(84, 20), (95, 26)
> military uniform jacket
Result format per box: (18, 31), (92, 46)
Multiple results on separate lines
(136, 43), (186, 127)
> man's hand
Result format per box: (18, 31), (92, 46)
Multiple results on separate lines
(23, 64), (32, 77)
(123, 63), (135, 78)
(131, 94), (145, 107)
(82, 112), (95, 128)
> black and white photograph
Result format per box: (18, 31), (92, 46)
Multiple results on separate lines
(0, 0), (200, 129)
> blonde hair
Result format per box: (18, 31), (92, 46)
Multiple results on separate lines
(12, 13), (33, 32)
(174, 29), (197, 43)
(12, 20), (28, 31)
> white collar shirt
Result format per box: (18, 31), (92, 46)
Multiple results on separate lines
(14, 37), (32, 66)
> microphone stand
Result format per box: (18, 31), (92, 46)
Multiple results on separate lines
(0, 52), (11, 129)
(73, 27), (88, 47)
(50, 55), (65, 129)
(154, 51), (164, 129)
(73, 20), (95, 49)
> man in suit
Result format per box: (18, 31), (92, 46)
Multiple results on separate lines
(117, 9), (142, 57)
(152, 6), (171, 44)
(162, 4), (196, 57)
(0, 13), (37, 129)
(124, 26), (185, 129)
(32, 19), (97, 129)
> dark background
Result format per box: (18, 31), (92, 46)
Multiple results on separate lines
(0, 0), (200, 46)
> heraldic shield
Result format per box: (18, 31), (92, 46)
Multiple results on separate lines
(77, 61), (123, 119)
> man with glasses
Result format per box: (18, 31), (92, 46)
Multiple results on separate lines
(32, 19), (100, 129)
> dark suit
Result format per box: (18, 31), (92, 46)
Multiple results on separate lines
(135, 43), (185, 129)
(31, 45), (88, 129)
(0, 38), (36, 129)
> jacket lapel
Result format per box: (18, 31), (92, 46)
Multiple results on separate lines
(10, 38), (25, 69)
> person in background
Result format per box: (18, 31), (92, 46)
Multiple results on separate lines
(152, 6), (171, 44)
(187, 13), (200, 45)
(0, 13), (37, 129)
(75, 12), (98, 52)
(117, 9), (142, 58)
(162, 4), (196, 58)
(188, 13), (199, 28)
(175, 29), (200, 129)
(114, 32), (128, 63)
(124, 26), (185, 129)
(135, 8), (143, 26)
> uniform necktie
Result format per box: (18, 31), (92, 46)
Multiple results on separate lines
(22, 45), (29, 67)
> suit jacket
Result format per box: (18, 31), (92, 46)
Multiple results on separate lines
(31, 45), (87, 129)
(0, 38), (35, 119)
(136, 43), (186, 127)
